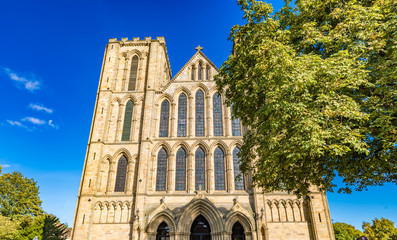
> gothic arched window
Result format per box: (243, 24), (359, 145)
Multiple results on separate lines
(156, 148), (168, 191)
(121, 100), (133, 141)
(195, 90), (205, 136)
(114, 156), (128, 192)
(175, 148), (187, 191)
(177, 93), (187, 137)
(214, 147), (225, 190)
(231, 104), (242, 136)
(233, 147), (245, 190)
(198, 63), (202, 80)
(156, 222), (170, 240)
(213, 93), (223, 136)
(128, 56), (139, 91)
(159, 100), (170, 137)
(195, 147), (206, 190)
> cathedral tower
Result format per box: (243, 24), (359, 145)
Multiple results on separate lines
(71, 37), (335, 240)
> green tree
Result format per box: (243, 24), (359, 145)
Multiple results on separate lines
(0, 171), (43, 217)
(215, 0), (397, 195)
(0, 215), (20, 240)
(42, 214), (67, 240)
(333, 222), (363, 240)
(17, 215), (45, 240)
(363, 218), (397, 240)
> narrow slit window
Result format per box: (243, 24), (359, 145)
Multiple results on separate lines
(121, 100), (133, 141)
(191, 66), (195, 80)
(159, 100), (170, 137)
(177, 93), (187, 137)
(128, 56), (138, 91)
(156, 148), (167, 191)
(198, 63), (202, 80)
(195, 90), (205, 136)
(114, 156), (128, 192)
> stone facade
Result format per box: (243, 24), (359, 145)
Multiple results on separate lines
(71, 37), (335, 240)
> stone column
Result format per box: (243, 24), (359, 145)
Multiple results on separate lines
(187, 153), (194, 193)
(188, 96), (194, 137)
(126, 160), (134, 194)
(167, 153), (176, 193)
(207, 152), (214, 193)
(226, 153), (234, 193)
(132, 102), (141, 142)
(170, 102), (177, 138)
(225, 104), (231, 137)
(115, 103), (124, 142)
(106, 168), (115, 194)
(122, 57), (129, 91)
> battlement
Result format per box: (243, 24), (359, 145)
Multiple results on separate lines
(108, 36), (165, 44)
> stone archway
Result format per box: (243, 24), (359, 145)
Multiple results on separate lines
(190, 215), (212, 240)
(177, 198), (224, 240)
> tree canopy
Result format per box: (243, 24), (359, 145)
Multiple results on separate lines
(0, 171), (43, 217)
(333, 222), (363, 240)
(215, 0), (397, 195)
(363, 218), (397, 240)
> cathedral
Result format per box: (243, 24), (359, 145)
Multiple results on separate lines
(71, 37), (335, 240)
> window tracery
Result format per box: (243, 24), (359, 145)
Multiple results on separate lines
(195, 90), (205, 136)
(233, 147), (245, 190)
(214, 147), (225, 190)
(175, 148), (187, 191)
(156, 148), (168, 191)
(128, 56), (138, 91)
(195, 147), (206, 190)
(177, 93), (187, 137)
(159, 100), (170, 137)
(213, 93), (223, 136)
(121, 100), (133, 141)
(114, 156), (127, 192)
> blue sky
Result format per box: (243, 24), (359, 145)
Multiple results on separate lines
(0, 0), (396, 230)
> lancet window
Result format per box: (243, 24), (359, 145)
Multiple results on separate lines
(114, 156), (127, 192)
(121, 100), (133, 141)
(159, 100), (170, 137)
(195, 90), (205, 136)
(156, 148), (168, 191)
(206, 67), (210, 80)
(177, 93), (187, 137)
(175, 148), (187, 191)
(191, 66), (195, 80)
(231, 104), (242, 136)
(195, 147), (206, 190)
(128, 56), (138, 91)
(213, 93), (223, 136)
(198, 63), (202, 80)
(214, 147), (225, 190)
(233, 147), (245, 190)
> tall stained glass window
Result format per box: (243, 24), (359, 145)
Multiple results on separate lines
(156, 148), (167, 191)
(214, 147), (225, 190)
(177, 93), (187, 137)
(121, 100), (133, 141)
(213, 93), (223, 136)
(195, 147), (206, 190)
(175, 148), (187, 191)
(159, 100), (170, 137)
(231, 104), (242, 136)
(195, 90), (205, 136)
(114, 156), (127, 192)
(198, 63), (202, 80)
(128, 56), (138, 91)
(233, 147), (245, 190)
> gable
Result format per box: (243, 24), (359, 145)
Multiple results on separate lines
(172, 48), (219, 82)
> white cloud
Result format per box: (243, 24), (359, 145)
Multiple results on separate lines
(29, 103), (53, 114)
(7, 120), (27, 128)
(22, 117), (46, 125)
(1, 67), (41, 91)
(48, 120), (58, 129)
(1, 164), (10, 168)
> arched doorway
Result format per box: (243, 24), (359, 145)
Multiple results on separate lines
(156, 222), (170, 240)
(232, 222), (245, 240)
(190, 215), (211, 240)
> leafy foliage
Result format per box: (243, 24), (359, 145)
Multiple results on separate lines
(0, 171), (43, 217)
(42, 214), (67, 240)
(17, 215), (45, 240)
(215, 0), (397, 195)
(0, 215), (20, 240)
(333, 222), (363, 240)
(362, 218), (397, 240)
